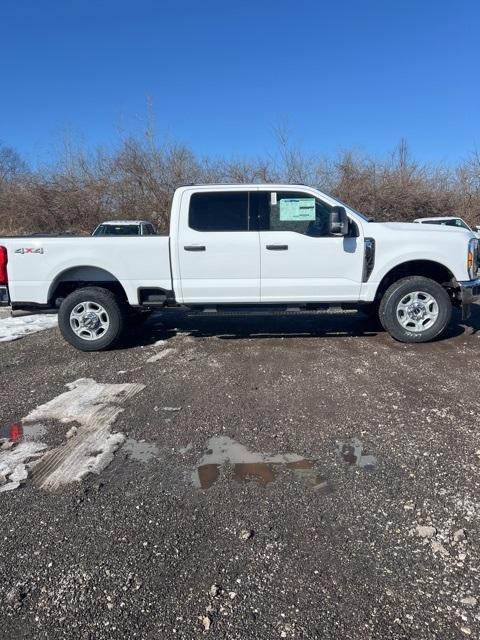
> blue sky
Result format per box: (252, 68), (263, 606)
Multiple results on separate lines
(0, 0), (478, 167)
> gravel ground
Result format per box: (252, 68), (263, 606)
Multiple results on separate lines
(1, 307), (480, 639)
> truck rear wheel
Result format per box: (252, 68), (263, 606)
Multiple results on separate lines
(58, 287), (125, 351)
(379, 276), (452, 343)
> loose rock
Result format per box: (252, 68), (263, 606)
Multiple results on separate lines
(239, 529), (254, 541)
(453, 529), (466, 543)
(431, 541), (449, 557)
(201, 615), (211, 631)
(415, 525), (436, 539)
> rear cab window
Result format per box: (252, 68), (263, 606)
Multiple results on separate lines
(189, 192), (251, 232)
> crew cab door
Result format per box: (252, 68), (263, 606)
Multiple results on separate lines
(257, 190), (364, 302)
(177, 190), (260, 303)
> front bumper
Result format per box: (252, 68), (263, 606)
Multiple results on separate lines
(0, 285), (9, 306)
(457, 277), (480, 319)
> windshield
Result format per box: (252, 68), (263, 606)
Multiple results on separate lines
(422, 218), (470, 230)
(95, 224), (140, 236)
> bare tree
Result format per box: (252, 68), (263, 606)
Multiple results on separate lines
(1, 133), (480, 236)
(0, 143), (27, 183)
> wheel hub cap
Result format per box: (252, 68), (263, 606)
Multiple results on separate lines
(396, 291), (439, 333)
(406, 301), (427, 321)
(81, 311), (101, 330)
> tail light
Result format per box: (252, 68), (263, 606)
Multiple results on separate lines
(0, 246), (7, 285)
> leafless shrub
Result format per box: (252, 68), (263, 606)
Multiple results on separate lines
(1, 136), (480, 236)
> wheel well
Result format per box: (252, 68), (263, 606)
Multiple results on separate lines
(48, 266), (128, 307)
(375, 260), (456, 300)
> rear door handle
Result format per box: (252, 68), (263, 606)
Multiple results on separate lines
(184, 245), (206, 251)
(266, 244), (288, 251)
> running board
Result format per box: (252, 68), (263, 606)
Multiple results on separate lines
(183, 305), (358, 318)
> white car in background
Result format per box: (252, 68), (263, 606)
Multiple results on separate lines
(414, 216), (480, 238)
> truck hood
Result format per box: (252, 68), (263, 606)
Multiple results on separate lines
(370, 221), (474, 236)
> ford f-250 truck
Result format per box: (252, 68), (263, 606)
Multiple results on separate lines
(1, 184), (479, 351)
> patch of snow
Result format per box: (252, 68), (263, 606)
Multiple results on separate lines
(0, 314), (58, 342)
(0, 441), (47, 492)
(24, 378), (142, 427)
(1, 378), (144, 492)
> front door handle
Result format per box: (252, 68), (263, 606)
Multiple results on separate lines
(266, 244), (288, 251)
(184, 245), (206, 251)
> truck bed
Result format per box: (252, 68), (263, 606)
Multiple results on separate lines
(1, 236), (172, 307)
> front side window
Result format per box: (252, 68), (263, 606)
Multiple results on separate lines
(189, 192), (249, 232)
(255, 191), (332, 236)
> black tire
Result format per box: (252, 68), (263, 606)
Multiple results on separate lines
(58, 287), (125, 351)
(379, 276), (452, 343)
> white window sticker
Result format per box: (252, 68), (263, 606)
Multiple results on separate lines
(271, 192), (277, 206)
(279, 198), (316, 221)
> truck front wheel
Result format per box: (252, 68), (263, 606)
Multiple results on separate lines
(379, 276), (452, 343)
(58, 287), (125, 351)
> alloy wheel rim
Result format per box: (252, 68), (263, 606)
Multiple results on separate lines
(396, 291), (439, 332)
(69, 301), (110, 341)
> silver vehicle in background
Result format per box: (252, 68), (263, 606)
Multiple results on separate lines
(92, 220), (157, 236)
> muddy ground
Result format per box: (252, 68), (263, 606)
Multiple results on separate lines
(1, 307), (480, 639)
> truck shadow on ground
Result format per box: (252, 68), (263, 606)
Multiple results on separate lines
(120, 305), (478, 349)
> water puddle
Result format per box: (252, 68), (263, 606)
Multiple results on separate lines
(335, 438), (377, 471)
(192, 436), (332, 492)
(122, 438), (159, 463)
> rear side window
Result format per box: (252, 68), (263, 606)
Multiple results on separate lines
(189, 192), (249, 232)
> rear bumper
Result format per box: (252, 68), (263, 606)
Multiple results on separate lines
(0, 285), (9, 306)
(457, 277), (480, 319)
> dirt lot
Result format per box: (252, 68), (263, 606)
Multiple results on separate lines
(1, 307), (480, 639)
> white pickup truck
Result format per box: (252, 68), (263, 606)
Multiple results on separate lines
(1, 184), (479, 350)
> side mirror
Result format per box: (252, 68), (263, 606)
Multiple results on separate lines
(330, 206), (349, 235)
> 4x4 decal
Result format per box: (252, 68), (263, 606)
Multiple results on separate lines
(15, 247), (44, 254)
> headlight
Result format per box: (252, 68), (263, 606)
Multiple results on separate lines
(467, 237), (479, 279)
